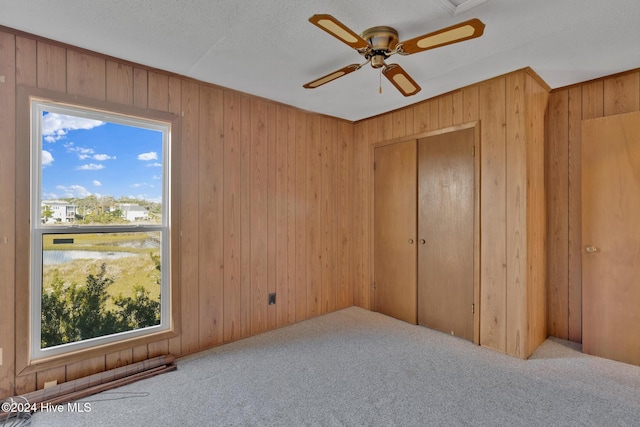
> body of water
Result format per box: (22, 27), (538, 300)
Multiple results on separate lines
(43, 250), (138, 265)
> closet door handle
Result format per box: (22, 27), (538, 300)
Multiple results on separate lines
(408, 239), (414, 244)
(419, 239), (426, 245)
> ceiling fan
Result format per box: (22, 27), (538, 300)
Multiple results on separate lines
(303, 14), (485, 96)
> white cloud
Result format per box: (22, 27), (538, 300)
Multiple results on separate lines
(92, 180), (102, 186)
(76, 163), (105, 171)
(93, 154), (116, 161)
(65, 143), (94, 159)
(42, 112), (105, 142)
(146, 162), (162, 168)
(137, 151), (158, 161)
(43, 191), (59, 200)
(55, 184), (91, 198)
(42, 150), (54, 166)
(152, 175), (161, 180)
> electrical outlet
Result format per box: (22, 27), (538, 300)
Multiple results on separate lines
(268, 293), (276, 305)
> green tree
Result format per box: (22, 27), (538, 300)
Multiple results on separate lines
(41, 272), (70, 347)
(41, 205), (54, 222)
(41, 261), (161, 348)
(113, 285), (160, 329)
(67, 263), (119, 341)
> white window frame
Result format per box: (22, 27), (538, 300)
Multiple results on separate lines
(30, 99), (172, 360)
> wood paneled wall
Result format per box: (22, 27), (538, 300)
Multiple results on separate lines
(2, 24), (637, 399)
(353, 69), (549, 359)
(546, 69), (640, 342)
(0, 28), (356, 398)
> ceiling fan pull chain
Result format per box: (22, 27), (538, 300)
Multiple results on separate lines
(379, 68), (382, 94)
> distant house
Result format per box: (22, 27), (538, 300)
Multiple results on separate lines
(41, 200), (77, 223)
(118, 203), (149, 222)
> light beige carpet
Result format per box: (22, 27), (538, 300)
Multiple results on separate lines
(29, 307), (640, 426)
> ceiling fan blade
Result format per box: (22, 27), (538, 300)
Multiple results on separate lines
(399, 18), (485, 55)
(303, 64), (362, 89)
(382, 64), (421, 96)
(309, 14), (370, 50)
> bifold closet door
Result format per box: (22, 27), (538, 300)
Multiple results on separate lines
(374, 141), (417, 324)
(417, 128), (474, 340)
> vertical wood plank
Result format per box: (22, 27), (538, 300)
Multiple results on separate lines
(428, 99), (440, 131)
(603, 72), (640, 116)
(505, 73), (527, 357)
(147, 340), (169, 359)
(16, 36), (37, 86)
(65, 355), (105, 382)
(352, 122), (365, 308)
(240, 96), (253, 337)
(267, 103), (277, 330)
(133, 68), (148, 109)
(66, 51), (106, 99)
(463, 85), (480, 122)
(582, 81), (604, 120)
(479, 77), (507, 353)
(526, 74), (549, 355)
(413, 102), (430, 134)
(392, 110), (406, 139)
(37, 42), (66, 92)
(285, 108), (297, 325)
(295, 111), (308, 321)
(307, 115), (322, 317)
(275, 105), (289, 326)
(546, 90), (569, 339)
(148, 72), (169, 111)
(404, 107), (414, 135)
(0, 30), (16, 399)
(337, 121), (353, 309)
(364, 119), (377, 309)
(438, 93), (454, 128)
(106, 61), (133, 105)
(132, 344), (148, 363)
(105, 350), (133, 371)
(567, 86), (583, 343)
(36, 366), (66, 390)
(223, 91), (242, 342)
(321, 118), (337, 314)
(198, 86), (224, 348)
(179, 81), (200, 354)
(251, 99), (268, 334)
(378, 113), (394, 141)
(452, 90), (464, 125)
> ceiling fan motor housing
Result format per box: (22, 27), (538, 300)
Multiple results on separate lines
(361, 26), (399, 68)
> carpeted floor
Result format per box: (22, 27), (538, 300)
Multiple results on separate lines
(28, 307), (640, 426)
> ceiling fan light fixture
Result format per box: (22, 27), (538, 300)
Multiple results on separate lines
(361, 26), (399, 51)
(304, 14), (484, 97)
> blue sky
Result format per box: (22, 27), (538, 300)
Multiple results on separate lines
(41, 111), (164, 203)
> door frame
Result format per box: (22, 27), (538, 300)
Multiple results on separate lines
(369, 121), (481, 344)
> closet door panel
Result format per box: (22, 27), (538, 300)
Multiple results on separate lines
(374, 141), (417, 324)
(418, 128), (474, 340)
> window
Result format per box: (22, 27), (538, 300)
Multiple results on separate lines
(30, 98), (172, 360)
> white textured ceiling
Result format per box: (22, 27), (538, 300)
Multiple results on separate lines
(1, 0), (639, 121)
